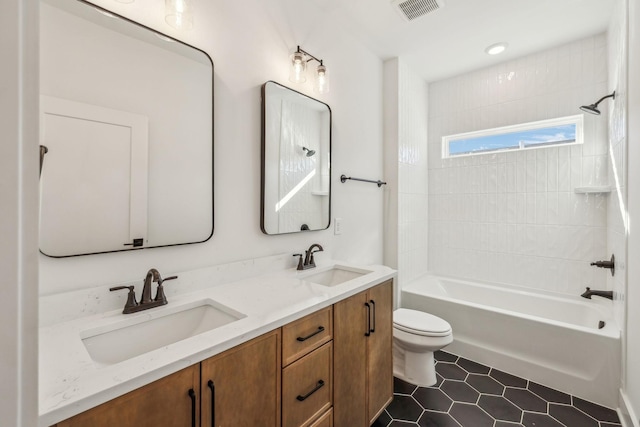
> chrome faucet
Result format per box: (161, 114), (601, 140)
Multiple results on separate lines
(581, 287), (613, 300)
(293, 243), (324, 270)
(110, 268), (178, 314)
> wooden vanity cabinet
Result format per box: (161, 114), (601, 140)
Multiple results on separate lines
(333, 280), (393, 427)
(201, 329), (281, 427)
(55, 330), (280, 427)
(54, 281), (393, 427)
(56, 364), (200, 427)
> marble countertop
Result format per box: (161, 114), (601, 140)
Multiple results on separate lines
(39, 260), (396, 426)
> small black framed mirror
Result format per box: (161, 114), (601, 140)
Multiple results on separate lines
(261, 81), (331, 235)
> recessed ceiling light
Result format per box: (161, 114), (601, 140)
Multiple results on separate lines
(485, 42), (508, 55)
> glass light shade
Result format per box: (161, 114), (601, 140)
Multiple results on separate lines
(289, 52), (307, 83)
(165, 0), (194, 30)
(315, 63), (329, 94)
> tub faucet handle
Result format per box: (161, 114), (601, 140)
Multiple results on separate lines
(590, 254), (615, 276)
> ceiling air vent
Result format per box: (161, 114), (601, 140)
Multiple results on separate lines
(391, 0), (445, 22)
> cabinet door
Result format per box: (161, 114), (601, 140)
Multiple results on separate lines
(57, 365), (199, 427)
(201, 330), (281, 427)
(333, 289), (368, 427)
(367, 280), (394, 424)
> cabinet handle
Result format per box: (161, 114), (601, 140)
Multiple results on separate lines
(296, 380), (325, 401)
(370, 299), (376, 333)
(296, 326), (325, 342)
(364, 302), (371, 337)
(208, 380), (215, 427)
(188, 388), (196, 427)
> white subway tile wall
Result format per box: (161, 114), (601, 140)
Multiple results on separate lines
(427, 33), (611, 296)
(397, 62), (429, 285)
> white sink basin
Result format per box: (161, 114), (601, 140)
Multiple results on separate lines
(81, 299), (245, 366)
(302, 265), (373, 287)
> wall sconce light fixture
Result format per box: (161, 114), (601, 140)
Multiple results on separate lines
(580, 91), (615, 115)
(289, 46), (330, 94)
(165, 0), (194, 30)
(315, 62), (329, 94)
(289, 50), (307, 83)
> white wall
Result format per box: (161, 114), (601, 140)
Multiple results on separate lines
(382, 58), (429, 299)
(624, 0), (640, 421)
(0, 0), (39, 425)
(383, 59), (399, 299)
(397, 62), (429, 285)
(39, 0), (385, 295)
(427, 35), (611, 296)
(606, 0), (629, 385)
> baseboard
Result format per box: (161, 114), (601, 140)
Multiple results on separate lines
(620, 389), (640, 427)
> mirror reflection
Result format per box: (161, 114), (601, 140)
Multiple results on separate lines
(261, 81), (331, 235)
(39, 0), (213, 257)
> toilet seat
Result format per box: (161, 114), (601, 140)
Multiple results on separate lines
(394, 308), (452, 337)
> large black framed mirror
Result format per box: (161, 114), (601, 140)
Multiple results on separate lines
(39, 0), (213, 257)
(261, 81), (331, 235)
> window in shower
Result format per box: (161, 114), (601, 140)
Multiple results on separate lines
(442, 115), (583, 158)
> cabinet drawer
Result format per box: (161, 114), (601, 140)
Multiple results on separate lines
(309, 408), (333, 427)
(282, 306), (332, 366)
(282, 342), (333, 427)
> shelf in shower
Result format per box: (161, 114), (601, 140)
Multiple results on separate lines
(574, 186), (612, 194)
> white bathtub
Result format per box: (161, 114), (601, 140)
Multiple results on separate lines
(401, 274), (621, 408)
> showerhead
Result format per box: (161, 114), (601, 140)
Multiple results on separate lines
(302, 147), (316, 157)
(580, 104), (601, 115)
(580, 91), (615, 116)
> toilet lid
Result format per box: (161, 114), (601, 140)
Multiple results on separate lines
(393, 308), (452, 337)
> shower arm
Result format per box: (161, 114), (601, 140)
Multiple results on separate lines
(592, 92), (615, 107)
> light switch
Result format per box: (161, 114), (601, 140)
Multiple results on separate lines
(334, 218), (343, 235)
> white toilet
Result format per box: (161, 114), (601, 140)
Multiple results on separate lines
(393, 308), (453, 387)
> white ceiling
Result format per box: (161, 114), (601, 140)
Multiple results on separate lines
(311, 0), (616, 82)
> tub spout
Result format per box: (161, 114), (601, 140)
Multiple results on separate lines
(581, 287), (613, 300)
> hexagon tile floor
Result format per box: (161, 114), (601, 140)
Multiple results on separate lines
(372, 351), (621, 427)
